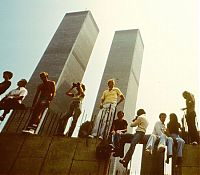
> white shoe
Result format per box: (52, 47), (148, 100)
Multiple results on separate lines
(191, 141), (198, 145)
(98, 136), (103, 140)
(22, 129), (35, 134)
(28, 129), (35, 134)
(88, 135), (94, 138)
(22, 129), (30, 133)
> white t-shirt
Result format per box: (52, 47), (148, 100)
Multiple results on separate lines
(152, 121), (166, 136)
(6, 87), (28, 103)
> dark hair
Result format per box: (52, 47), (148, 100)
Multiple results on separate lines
(4, 71), (13, 79)
(40, 72), (48, 78)
(19, 79), (27, 87)
(169, 113), (178, 123)
(159, 113), (166, 118)
(117, 111), (124, 116)
(137, 109), (146, 116)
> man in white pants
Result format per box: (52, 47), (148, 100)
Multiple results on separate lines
(90, 79), (125, 139)
(145, 113), (173, 162)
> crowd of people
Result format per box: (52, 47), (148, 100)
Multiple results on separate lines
(0, 71), (199, 168)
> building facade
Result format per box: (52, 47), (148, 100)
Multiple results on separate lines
(3, 11), (99, 134)
(92, 29), (144, 174)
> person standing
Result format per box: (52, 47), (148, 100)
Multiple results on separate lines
(182, 91), (199, 144)
(0, 71), (13, 96)
(90, 79), (125, 139)
(116, 109), (148, 168)
(167, 113), (185, 166)
(145, 113), (173, 163)
(57, 82), (85, 137)
(0, 79), (28, 121)
(24, 72), (56, 134)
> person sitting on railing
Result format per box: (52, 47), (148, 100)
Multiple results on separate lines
(89, 79), (125, 139)
(145, 113), (173, 164)
(167, 113), (185, 166)
(23, 72), (55, 134)
(0, 79), (28, 121)
(0, 71), (13, 97)
(114, 109), (149, 168)
(56, 82), (85, 137)
(109, 111), (128, 150)
(182, 91), (199, 145)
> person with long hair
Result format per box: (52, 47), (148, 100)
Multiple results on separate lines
(167, 113), (185, 166)
(57, 82), (85, 137)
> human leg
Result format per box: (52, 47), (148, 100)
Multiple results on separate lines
(56, 103), (74, 135)
(158, 134), (167, 153)
(113, 133), (134, 158)
(0, 98), (18, 120)
(176, 137), (185, 158)
(145, 134), (157, 155)
(122, 132), (145, 166)
(90, 108), (104, 137)
(28, 101), (48, 129)
(165, 136), (173, 164)
(67, 107), (81, 137)
(187, 112), (199, 143)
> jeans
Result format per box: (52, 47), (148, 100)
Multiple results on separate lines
(170, 134), (185, 157)
(119, 132), (145, 163)
(146, 134), (173, 156)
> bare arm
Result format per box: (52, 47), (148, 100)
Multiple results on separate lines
(117, 94), (125, 106)
(130, 117), (140, 127)
(48, 82), (56, 101)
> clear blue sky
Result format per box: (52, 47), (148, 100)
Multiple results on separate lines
(0, 1), (199, 174)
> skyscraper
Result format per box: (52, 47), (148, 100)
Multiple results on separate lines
(92, 29), (144, 174)
(92, 29), (143, 129)
(3, 11), (99, 134)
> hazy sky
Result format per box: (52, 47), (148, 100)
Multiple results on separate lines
(1, 0), (199, 128)
(0, 1), (199, 174)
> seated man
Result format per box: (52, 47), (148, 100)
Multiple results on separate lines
(0, 71), (13, 96)
(145, 113), (173, 163)
(114, 109), (149, 168)
(24, 72), (55, 134)
(110, 111), (128, 149)
(0, 79), (28, 121)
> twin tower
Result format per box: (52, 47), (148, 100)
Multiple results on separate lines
(1, 11), (144, 175)
(4, 11), (144, 134)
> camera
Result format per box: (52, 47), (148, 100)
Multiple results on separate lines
(72, 82), (80, 87)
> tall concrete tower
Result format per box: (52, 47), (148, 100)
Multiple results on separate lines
(24, 11), (99, 113)
(3, 11), (99, 134)
(93, 29), (143, 128)
(92, 29), (144, 174)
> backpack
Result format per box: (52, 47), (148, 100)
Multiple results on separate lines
(78, 121), (93, 138)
